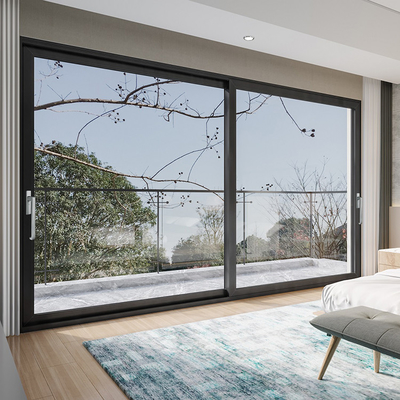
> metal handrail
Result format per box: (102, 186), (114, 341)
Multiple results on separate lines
(33, 187), (347, 284)
(33, 187), (346, 194)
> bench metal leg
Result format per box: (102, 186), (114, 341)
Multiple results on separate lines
(318, 335), (341, 380)
(373, 351), (381, 373)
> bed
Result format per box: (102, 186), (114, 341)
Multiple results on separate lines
(322, 269), (400, 315)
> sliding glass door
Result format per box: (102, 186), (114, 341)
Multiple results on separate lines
(236, 88), (354, 289)
(21, 39), (361, 331)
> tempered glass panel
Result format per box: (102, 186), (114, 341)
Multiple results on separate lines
(33, 58), (224, 313)
(236, 91), (350, 288)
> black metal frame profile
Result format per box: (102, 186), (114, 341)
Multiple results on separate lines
(20, 37), (362, 332)
(379, 81), (392, 249)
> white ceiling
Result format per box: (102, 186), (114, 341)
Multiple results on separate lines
(44, 0), (400, 83)
(368, 0), (400, 13)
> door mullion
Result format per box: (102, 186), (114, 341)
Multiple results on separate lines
(224, 80), (237, 296)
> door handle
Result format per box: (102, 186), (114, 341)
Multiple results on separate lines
(26, 191), (36, 240)
(356, 193), (362, 225)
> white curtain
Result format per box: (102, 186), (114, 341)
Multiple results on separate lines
(0, 0), (20, 336)
(362, 78), (381, 276)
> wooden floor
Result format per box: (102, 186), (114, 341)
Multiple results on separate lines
(8, 288), (322, 400)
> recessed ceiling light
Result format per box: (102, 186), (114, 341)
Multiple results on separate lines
(243, 36), (255, 41)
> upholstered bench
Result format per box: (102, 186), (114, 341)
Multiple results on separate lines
(310, 306), (400, 380)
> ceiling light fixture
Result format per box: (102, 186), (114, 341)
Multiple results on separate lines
(243, 36), (255, 41)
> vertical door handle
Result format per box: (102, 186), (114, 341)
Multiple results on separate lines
(356, 193), (362, 225)
(26, 191), (36, 240)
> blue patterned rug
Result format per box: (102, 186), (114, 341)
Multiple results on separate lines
(83, 301), (400, 399)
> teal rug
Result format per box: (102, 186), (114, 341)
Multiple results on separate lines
(83, 301), (400, 399)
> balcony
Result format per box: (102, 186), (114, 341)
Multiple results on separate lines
(33, 188), (348, 314)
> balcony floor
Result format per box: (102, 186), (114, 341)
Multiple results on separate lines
(34, 257), (347, 314)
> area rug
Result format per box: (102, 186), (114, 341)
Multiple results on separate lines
(83, 301), (400, 399)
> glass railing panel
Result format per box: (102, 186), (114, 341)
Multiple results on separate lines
(33, 189), (224, 313)
(235, 191), (348, 289)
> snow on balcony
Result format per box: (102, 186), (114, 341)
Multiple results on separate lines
(34, 257), (347, 314)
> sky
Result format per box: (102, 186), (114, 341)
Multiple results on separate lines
(34, 57), (349, 259)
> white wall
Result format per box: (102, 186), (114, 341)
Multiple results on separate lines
(20, 0), (362, 100)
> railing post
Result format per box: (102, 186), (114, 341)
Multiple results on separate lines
(44, 190), (48, 285)
(243, 192), (246, 265)
(156, 192), (160, 274)
(309, 192), (313, 258)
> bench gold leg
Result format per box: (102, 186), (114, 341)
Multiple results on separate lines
(318, 336), (341, 380)
(373, 351), (381, 373)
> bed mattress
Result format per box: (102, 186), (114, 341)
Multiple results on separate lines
(322, 269), (400, 314)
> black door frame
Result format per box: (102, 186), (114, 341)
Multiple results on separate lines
(20, 37), (361, 332)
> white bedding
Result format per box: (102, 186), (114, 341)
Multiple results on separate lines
(322, 269), (400, 314)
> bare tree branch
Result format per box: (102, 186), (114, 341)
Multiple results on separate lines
(279, 97), (315, 137)
(35, 96), (227, 120)
(150, 140), (224, 180)
(122, 80), (177, 103)
(34, 82), (271, 122)
(73, 104), (127, 157)
(35, 146), (224, 201)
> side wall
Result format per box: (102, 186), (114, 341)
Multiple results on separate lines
(393, 84), (400, 206)
(390, 84), (400, 247)
(20, 0), (362, 100)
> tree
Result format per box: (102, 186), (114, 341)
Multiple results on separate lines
(236, 234), (271, 263)
(171, 205), (224, 268)
(266, 217), (310, 259)
(272, 162), (347, 260)
(197, 205), (224, 246)
(34, 143), (157, 283)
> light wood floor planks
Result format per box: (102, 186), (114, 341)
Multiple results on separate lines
(8, 288), (322, 400)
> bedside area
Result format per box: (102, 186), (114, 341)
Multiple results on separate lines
(378, 248), (400, 272)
